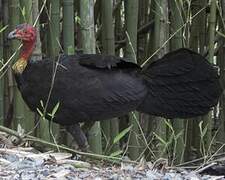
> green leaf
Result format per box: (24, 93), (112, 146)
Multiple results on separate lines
(36, 108), (43, 117)
(21, 7), (26, 18)
(164, 120), (173, 132)
(52, 102), (60, 116)
(175, 130), (184, 140)
(110, 150), (123, 157)
(40, 100), (44, 108)
(202, 125), (208, 138)
(153, 132), (167, 145)
(75, 16), (81, 24)
(113, 125), (132, 144)
(0, 25), (8, 33)
(47, 113), (53, 117)
(217, 30), (225, 39)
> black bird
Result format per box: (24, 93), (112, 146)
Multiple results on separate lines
(8, 24), (222, 149)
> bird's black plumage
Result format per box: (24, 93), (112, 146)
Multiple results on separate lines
(138, 48), (222, 118)
(8, 24), (223, 149)
(14, 54), (147, 125)
(14, 48), (222, 125)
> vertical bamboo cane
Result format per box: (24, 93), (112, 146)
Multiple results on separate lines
(0, 0), (3, 125)
(48, 0), (60, 57)
(18, 0), (35, 134)
(32, 0), (51, 142)
(80, 0), (102, 154)
(169, 0), (185, 164)
(101, 0), (119, 153)
(8, 0), (23, 131)
(124, 0), (139, 160)
(20, 0), (32, 23)
(217, 0), (225, 152)
(204, 0), (217, 154)
(188, 0), (207, 160)
(153, 0), (169, 160)
(63, 0), (75, 55)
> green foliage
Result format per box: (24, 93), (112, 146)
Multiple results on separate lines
(48, 102), (60, 119)
(199, 121), (208, 157)
(0, 25), (8, 33)
(20, 6), (26, 22)
(75, 16), (81, 24)
(153, 120), (184, 163)
(113, 125), (132, 144)
(109, 150), (123, 157)
(37, 100), (60, 121)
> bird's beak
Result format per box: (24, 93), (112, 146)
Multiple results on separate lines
(7, 29), (18, 39)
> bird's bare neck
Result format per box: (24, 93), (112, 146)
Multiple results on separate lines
(20, 41), (35, 60)
(13, 41), (35, 74)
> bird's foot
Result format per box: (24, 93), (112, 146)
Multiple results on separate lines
(65, 124), (89, 152)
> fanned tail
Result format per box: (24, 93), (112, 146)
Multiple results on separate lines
(137, 48), (223, 118)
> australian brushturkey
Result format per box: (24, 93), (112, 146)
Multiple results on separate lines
(8, 24), (222, 150)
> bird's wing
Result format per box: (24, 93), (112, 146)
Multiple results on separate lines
(53, 56), (147, 122)
(77, 54), (140, 69)
(20, 56), (147, 124)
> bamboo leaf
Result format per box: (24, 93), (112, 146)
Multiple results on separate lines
(0, 25), (8, 33)
(113, 125), (132, 144)
(202, 125), (208, 138)
(75, 16), (81, 24)
(40, 100), (44, 108)
(51, 102), (60, 116)
(153, 132), (167, 145)
(175, 130), (184, 140)
(36, 108), (43, 117)
(21, 7), (26, 18)
(217, 30), (225, 39)
(110, 150), (123, 157)
(199, 121), (208, 138)
(164, 120), (174, 132)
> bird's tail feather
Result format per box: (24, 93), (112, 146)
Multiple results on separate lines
(137, 48), (223, 118)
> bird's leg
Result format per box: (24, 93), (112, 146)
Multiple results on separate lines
(65, 124), (89, 151)
(81, 121), (96, 134)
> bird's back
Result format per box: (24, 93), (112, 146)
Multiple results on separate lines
(15, 54), (147, 125)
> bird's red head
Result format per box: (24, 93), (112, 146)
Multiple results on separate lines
(8, 24), (37, 73)
(8, 24), (36, 43)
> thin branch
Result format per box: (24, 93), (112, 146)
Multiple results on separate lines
(0, 124), (137, 164)
(141, 6), (206, 67)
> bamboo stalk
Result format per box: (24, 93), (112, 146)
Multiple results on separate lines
(20, 0), (32, 23)
(124, 0), (139, 160)
(101, 0), (119, 153)
(48, 0), (60, 57)
(46, 0), (62, 145)
(188, 0), (207, 161)
(80, 0), (102, 154)
(17, 0), (35, 135)
(31, 0), (52, 142)
(217, 0), (225, 152)
(152, 0), (169, 161)
(217, 43), (225, 152)
(100, 0), (111, 146)
(114, 0), (123, 55)
(138, 0), (149, 60)
(0, 0), (3, 125)
(203, 0), (217, 154)
(62, 0), (75, 55)
(169, 0), (185, 164)
(8, 0), (24, 131)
